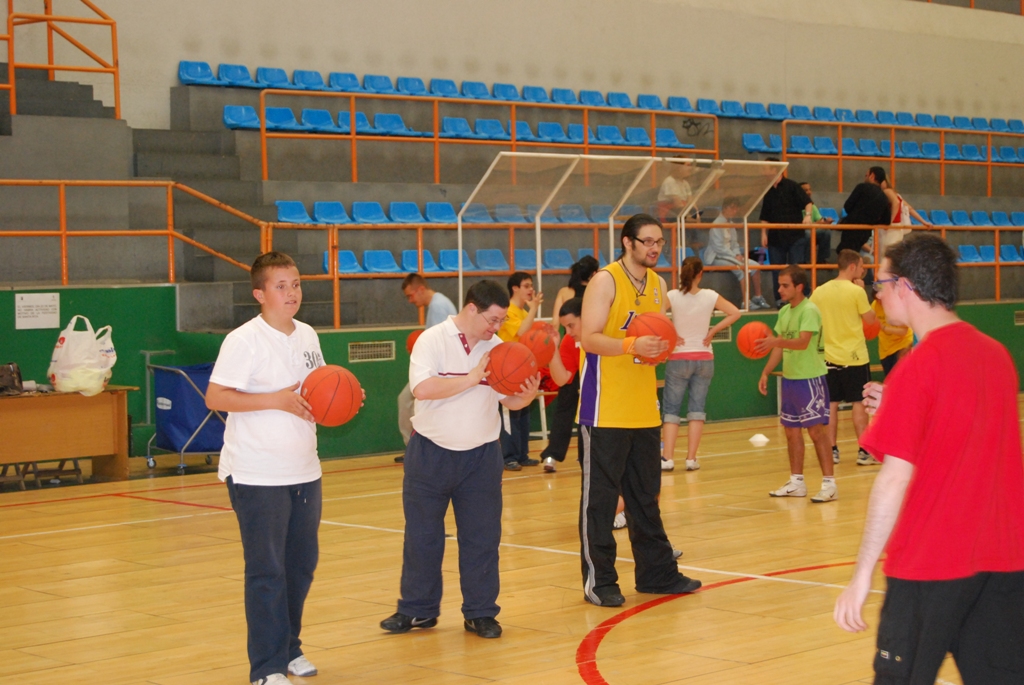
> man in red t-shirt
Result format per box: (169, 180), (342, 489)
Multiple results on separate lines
(834, 234), (1024, 684)
(539, 297), (583, 472)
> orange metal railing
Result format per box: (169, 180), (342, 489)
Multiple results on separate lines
(256, 89), (719, 183)
(924, 0), (1024, 16)
(5, 0), (120, 118)
(781, 119), (1024, 196)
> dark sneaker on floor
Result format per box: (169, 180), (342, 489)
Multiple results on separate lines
(504, 461), (522, 471)
(585, 586), (626, 607)
(380, 612), (438, 633)
(638, 575), (702, 595)
(832, 446), (840, 464)
(464, 616), (502, 638)
(394, 456), (404, 463)
(519, 457), (540, 466)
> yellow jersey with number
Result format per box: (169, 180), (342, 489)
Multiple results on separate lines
(577, 261), (663, 428)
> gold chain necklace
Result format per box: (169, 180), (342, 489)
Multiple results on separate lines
(621, 262), (647, 306)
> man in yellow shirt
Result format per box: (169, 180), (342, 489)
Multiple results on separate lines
(497, 272), (544, 470)
(810, 250), (878, 466)
(872, 297), (913, 378)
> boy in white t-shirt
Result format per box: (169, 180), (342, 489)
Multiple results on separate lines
(207, 252), (331, 685)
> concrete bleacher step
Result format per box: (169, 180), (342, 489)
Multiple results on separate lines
(174, 179), (262, 206)
(134, 151), (241, 179)
(133, 129), (236, 155)
(0, 64), (115, 122)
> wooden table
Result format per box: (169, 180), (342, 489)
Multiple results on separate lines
(0, 385), (136, 483)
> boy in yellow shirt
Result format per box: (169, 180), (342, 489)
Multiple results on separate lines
(871, 297), (913, 377)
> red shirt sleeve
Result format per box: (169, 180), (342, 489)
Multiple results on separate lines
(559, 334), (579, 378)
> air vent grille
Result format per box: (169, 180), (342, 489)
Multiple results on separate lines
(348, 341), (396, 363)
(712, 326), (732, 343)
(1015, 311), (1024, 326)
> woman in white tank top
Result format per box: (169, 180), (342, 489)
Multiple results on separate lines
(661, 257), (741, 471)
(881, 181), (931, 250)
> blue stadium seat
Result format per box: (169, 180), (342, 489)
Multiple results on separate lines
(820, 207), (840, 223)
(912, 210), (930, 225)
(1009, 119), (1024, 133)
(841, 138), (861, 156)
(656, 252), (671, 269)
(351, 202), (391, 223)
(363, 74), (396, 94)
(476, 119), (510, 141)
(813, 106), (836, 122)
(301, 109), (346, 133)
(544, 249), (574, 269)
(1013, 212), (1024, 227)
(424, 202), (457, 223)
(991, 118), (1010, 132)
(697, 98), (722, 115)
(971, 211), (993, 226)
(567, 124), (595, 144)
(744, 102), (770, 119)
(527, 205), (559, 223)
(256, 67), (303, 90)
(667, 96), (694, 113)
(979, 246), (996, 262)
(494, 204), (528, 224)
(374, 113), (428, 136)
(462, 203), (494, 223)
(522, 85), (551, 103)
(951, 210), (973, 226)
(655, 128), (693, 149)
(439, 249), (478, 271)
(835, 108), (856, 123)
(322, 250), (364, 274)
(877, 111), (897, 125)
(338, 111), (379, 134)
(552, 88), (579, 105)
(265, 107), (313, 131)
(363, 250), (402, 273)
(475, 249), (509, 271)
(429, 78), (461, 98)
(637, 94), (665, 110)
(313, 201), (351, 224)
(999, 146), (1021, 163)
(511, 120), (541, 142)
(768, 134), (783, 153)
(179, 61), (225, 86)
(327, 72), (366, 92)
(854, 109), (877, 124)
(930, 210), (952, 226)
(559, 205), (590, 223)
(987, 146), (1000, 162)
(960, 144), (985, 161)
(916, 113), (936, 127)
(791, 105), (813, 120)
(218, 64), (258, 88)
(896, 111), (916, 127)
(389, 202), (426, 223)
(275, 201), (314, 223)
(492, 82), (521, 101)
(813, 137), (838, 155)
(396, 77), (427, 96)
(513, 249), (537, 270)
(879, 140), (893, 157)
(743, 133), (769, 153)
(401, 250), (441, 273)
(293, 70), (326, 90)
(952, 116), (973, 130)
(971, 117), (991, 131)
(596, 125), (628, 145)
(788, 135), (814, 154)
(943, 144), (963, 161)
(625, 127), (653, 146)
(721, 100), (746, 118)
(580, 90), (608, 107)
(767, 103), (791, 120)
(223, 105), (260, 130)
(1000, 245), (1021, 262)
(577, 248), (608, 266)
(462, 81), (492, 99)
(921, 142), (941, 160)
(992, 211), (1013, 226)
(620, 204), (643, 216)
(900, 141), (923, 159)
(607, 92), (634, 109)
(957, 245), (982, 263)
(441, 117), (487, 139)
(934, 114), (954, 128)
(590, 205), (613, 223)
(537, 122), (570, 143)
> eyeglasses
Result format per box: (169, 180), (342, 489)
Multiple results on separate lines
(873, 277), (901, 292)
(632, 237), (666, 248)
(479, 312), (509, 327)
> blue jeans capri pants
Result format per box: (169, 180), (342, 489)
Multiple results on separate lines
(662, 359), (714, 423)
(711, 255), (758, 281)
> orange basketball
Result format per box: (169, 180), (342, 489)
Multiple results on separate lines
(530, 320), (556, 337)
(486, 342), (538, 395)
(406, 329), (424, 353)
(520, 327), (557, 367)
(863, 318), (881, 341)
(626, 312), (678, 364)
(736, 321), (773, 360)
(300, 364), (363, 427)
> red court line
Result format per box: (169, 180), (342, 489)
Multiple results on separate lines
(575, 561), (856, 685)
(112, 493), (233, 511)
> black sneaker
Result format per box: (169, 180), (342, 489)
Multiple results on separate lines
(394, 456), (404, 463)
(519, 458), (540, 466)
(638, 575), (702, 595)
(380, 612), (437, 633)
(585, 586), (626, 607)
(504, 461), (522, 471)
(464, 616), (502, 638)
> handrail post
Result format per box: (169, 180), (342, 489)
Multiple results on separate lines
(109, 18), (120, 119)
(330, 226), (341, 329)
(7, 7), (16, 115)
(995, 226), (1001, 300)
(781, 120), (787, 164)
(940, 130), (946, 195)
(837, 123), (844, 193)
(260, 90), (268, 181)
(350, 95), (358, 182)
(433, 99), (440, 183)
(166, 183), (175, 282)
(44, 0), (54, 80)
(58, 183), (68, 284)
(986, 132), (992, 197)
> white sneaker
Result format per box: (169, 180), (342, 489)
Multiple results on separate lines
(613, 512), (627, 529)
(542, 456), (557, 472)
(253, 674), (291, 685)
(856, 449), (881, 466)
(661, 458), (675, 471)
(288, 655), (318, 676)
(769, 479), (807, 497)
(685, 459), (700, 471)
(832, 446), (840, 464)
(811, 481), (838, 503)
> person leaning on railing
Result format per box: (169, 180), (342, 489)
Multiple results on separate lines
(759, 157), (813, 295)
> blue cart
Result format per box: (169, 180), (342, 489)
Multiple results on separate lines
(146, 363), (226, 473)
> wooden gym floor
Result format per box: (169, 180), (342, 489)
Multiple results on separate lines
(2, 404), (1001, 685)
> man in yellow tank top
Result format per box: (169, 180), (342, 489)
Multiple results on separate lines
(577, 213), (702, 607)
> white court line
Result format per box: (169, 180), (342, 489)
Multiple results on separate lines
(0, 510), (229, 540)
(672, 494), (726, 503)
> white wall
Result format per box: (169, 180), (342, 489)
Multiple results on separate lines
(13, 0), (1024, 129)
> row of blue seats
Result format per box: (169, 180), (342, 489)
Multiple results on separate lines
(958, 245), (1024, 263)
(745, 132), (1024, 164)
(180, 62), (1024, 131)
(275, 201), (645, 225)
(912, 210), (1024, 228)
(223, 106), (693, 148)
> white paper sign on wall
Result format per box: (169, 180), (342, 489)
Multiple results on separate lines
(15, 293), (60, 330)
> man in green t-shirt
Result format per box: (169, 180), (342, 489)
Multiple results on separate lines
(755, 265), (836, 502)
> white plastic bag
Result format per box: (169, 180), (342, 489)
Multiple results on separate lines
(47, 315), (117, 396)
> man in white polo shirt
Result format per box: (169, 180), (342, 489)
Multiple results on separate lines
(380, 280), (540, 639)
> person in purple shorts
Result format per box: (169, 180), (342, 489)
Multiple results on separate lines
(754, 265), (837, 502)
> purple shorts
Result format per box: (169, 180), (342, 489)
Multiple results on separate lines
(780, 376), (831, 428)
